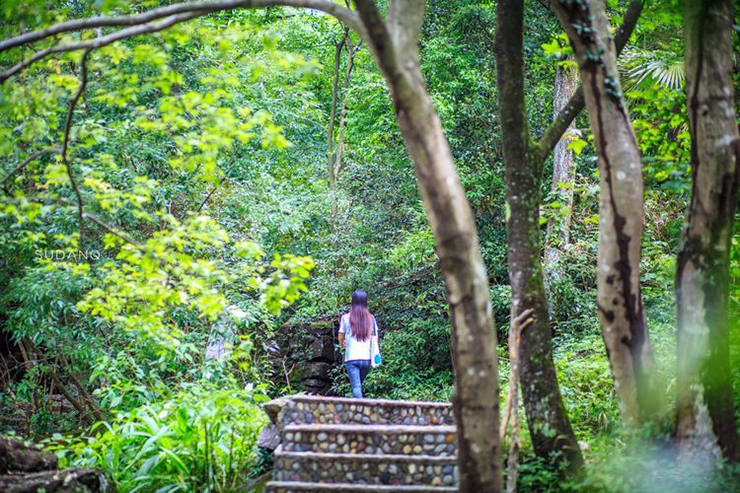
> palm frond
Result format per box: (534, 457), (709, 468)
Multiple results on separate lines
(620, 48), (685, 91)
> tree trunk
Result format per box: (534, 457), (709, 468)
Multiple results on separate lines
(544, 61), (578, 279)
(332, 41), (357, 183)
(675, 0), (740, 461)
(552, 0), (659, 426)
(496, 0), (583, 475)
(355, 1), (502, 490)
(327, 32), (346, 189)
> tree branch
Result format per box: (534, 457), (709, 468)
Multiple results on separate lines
(0, 1), (234, 52)
(0, 0), (367, 75)
(387, 0), (425, 69)
(353, 0), (401, 86)
(1, 147), (60, 193)
(197, 175), (228, 212)
(535, 0), (644, 161)
(63, 356), (103, 422)
(1, 13), (204, 84)
(62, 49), (91, 240)
(82, 212), (142, 246)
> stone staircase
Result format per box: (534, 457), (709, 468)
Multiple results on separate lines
(263, 395), (459, 492)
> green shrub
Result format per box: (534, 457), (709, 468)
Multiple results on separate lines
(48, 382), (269, 492)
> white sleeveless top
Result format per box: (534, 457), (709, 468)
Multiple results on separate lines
(339, 313), (378, 362)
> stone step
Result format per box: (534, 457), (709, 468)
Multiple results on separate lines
(265, 481), (457, 492)
(273, 450), (458, 486)
(282, 424), (457, 456)
(279, 395), (454, 427)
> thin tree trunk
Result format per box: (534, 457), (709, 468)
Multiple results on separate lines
(332, 41), (357, 184)
(552, 0), (659, 426)
(330, 39), (358, 221)
(501, 309), (532, 493)
(327, 32), (346, 190)
(544, 60), (578, 279)
(496, 0), (583, 475)
(355, 1), (502, 489)
(676, 0), (740, 461)
(65, 363), (103, 422)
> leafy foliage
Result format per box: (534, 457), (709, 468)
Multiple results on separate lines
(0, 0), (736, 491)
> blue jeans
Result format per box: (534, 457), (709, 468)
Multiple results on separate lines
(345, 360), (371, 398)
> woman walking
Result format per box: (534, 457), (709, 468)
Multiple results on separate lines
(338, 290), (380, 398)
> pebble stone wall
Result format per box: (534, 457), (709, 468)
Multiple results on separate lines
(281, 425), (457, 456)
(274, 453), (458, 486)
(281, 397), (455, 427)
(264, 395), (458, 492)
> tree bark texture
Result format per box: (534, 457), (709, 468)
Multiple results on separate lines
(544, 61), (578, 277)
(354, 1), (502, 490)
(675, 0), (740, 461)
(496, 0), (583, 475)
(552, 0), (659, 426)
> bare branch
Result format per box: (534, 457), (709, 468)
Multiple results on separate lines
(82, 212), (142, 246)
(536, 87), (585, 161)
(0, 1), (234, 53)
(536, 0), (644, 161)
(1, 147), (60, 192)
(197, 175), (228, 212)
(0, 0), (367, 63)
(61, 49), (91, 238)
(1, 13), (203, 84)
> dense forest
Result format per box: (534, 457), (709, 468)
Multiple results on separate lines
(0, 0), (739, 491)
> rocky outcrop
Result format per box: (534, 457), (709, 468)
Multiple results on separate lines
(0, 437), (112, 492)
(0, 437), (57, 474)
(273, 319), (337, 394)
(0, 468), (111, 493)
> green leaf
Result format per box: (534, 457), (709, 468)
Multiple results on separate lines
(568, 138), (588, 155)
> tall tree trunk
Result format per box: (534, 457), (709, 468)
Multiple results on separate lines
(544, 61), (578, 279)
(676, 0), (740, 461)
(355, 1), (502, 490)
(328, 33), (357, 223)
(552, 0), (659, 425)
(332, 41), (357, 183)
(496, 0), (583, 474)
(327, 32), (346, 189)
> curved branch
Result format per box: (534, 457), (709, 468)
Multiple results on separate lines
(0, 12), (204, 84)
(1, 147), (60, 192)
(536, 0), (644, 161)
(82, 212), (141, 246)
(0, 0), (366, 58)
(0, 1), (234, 53)
(62, 49), (91, 239)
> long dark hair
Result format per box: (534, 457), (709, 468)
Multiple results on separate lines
(349, 290), (372, 342)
